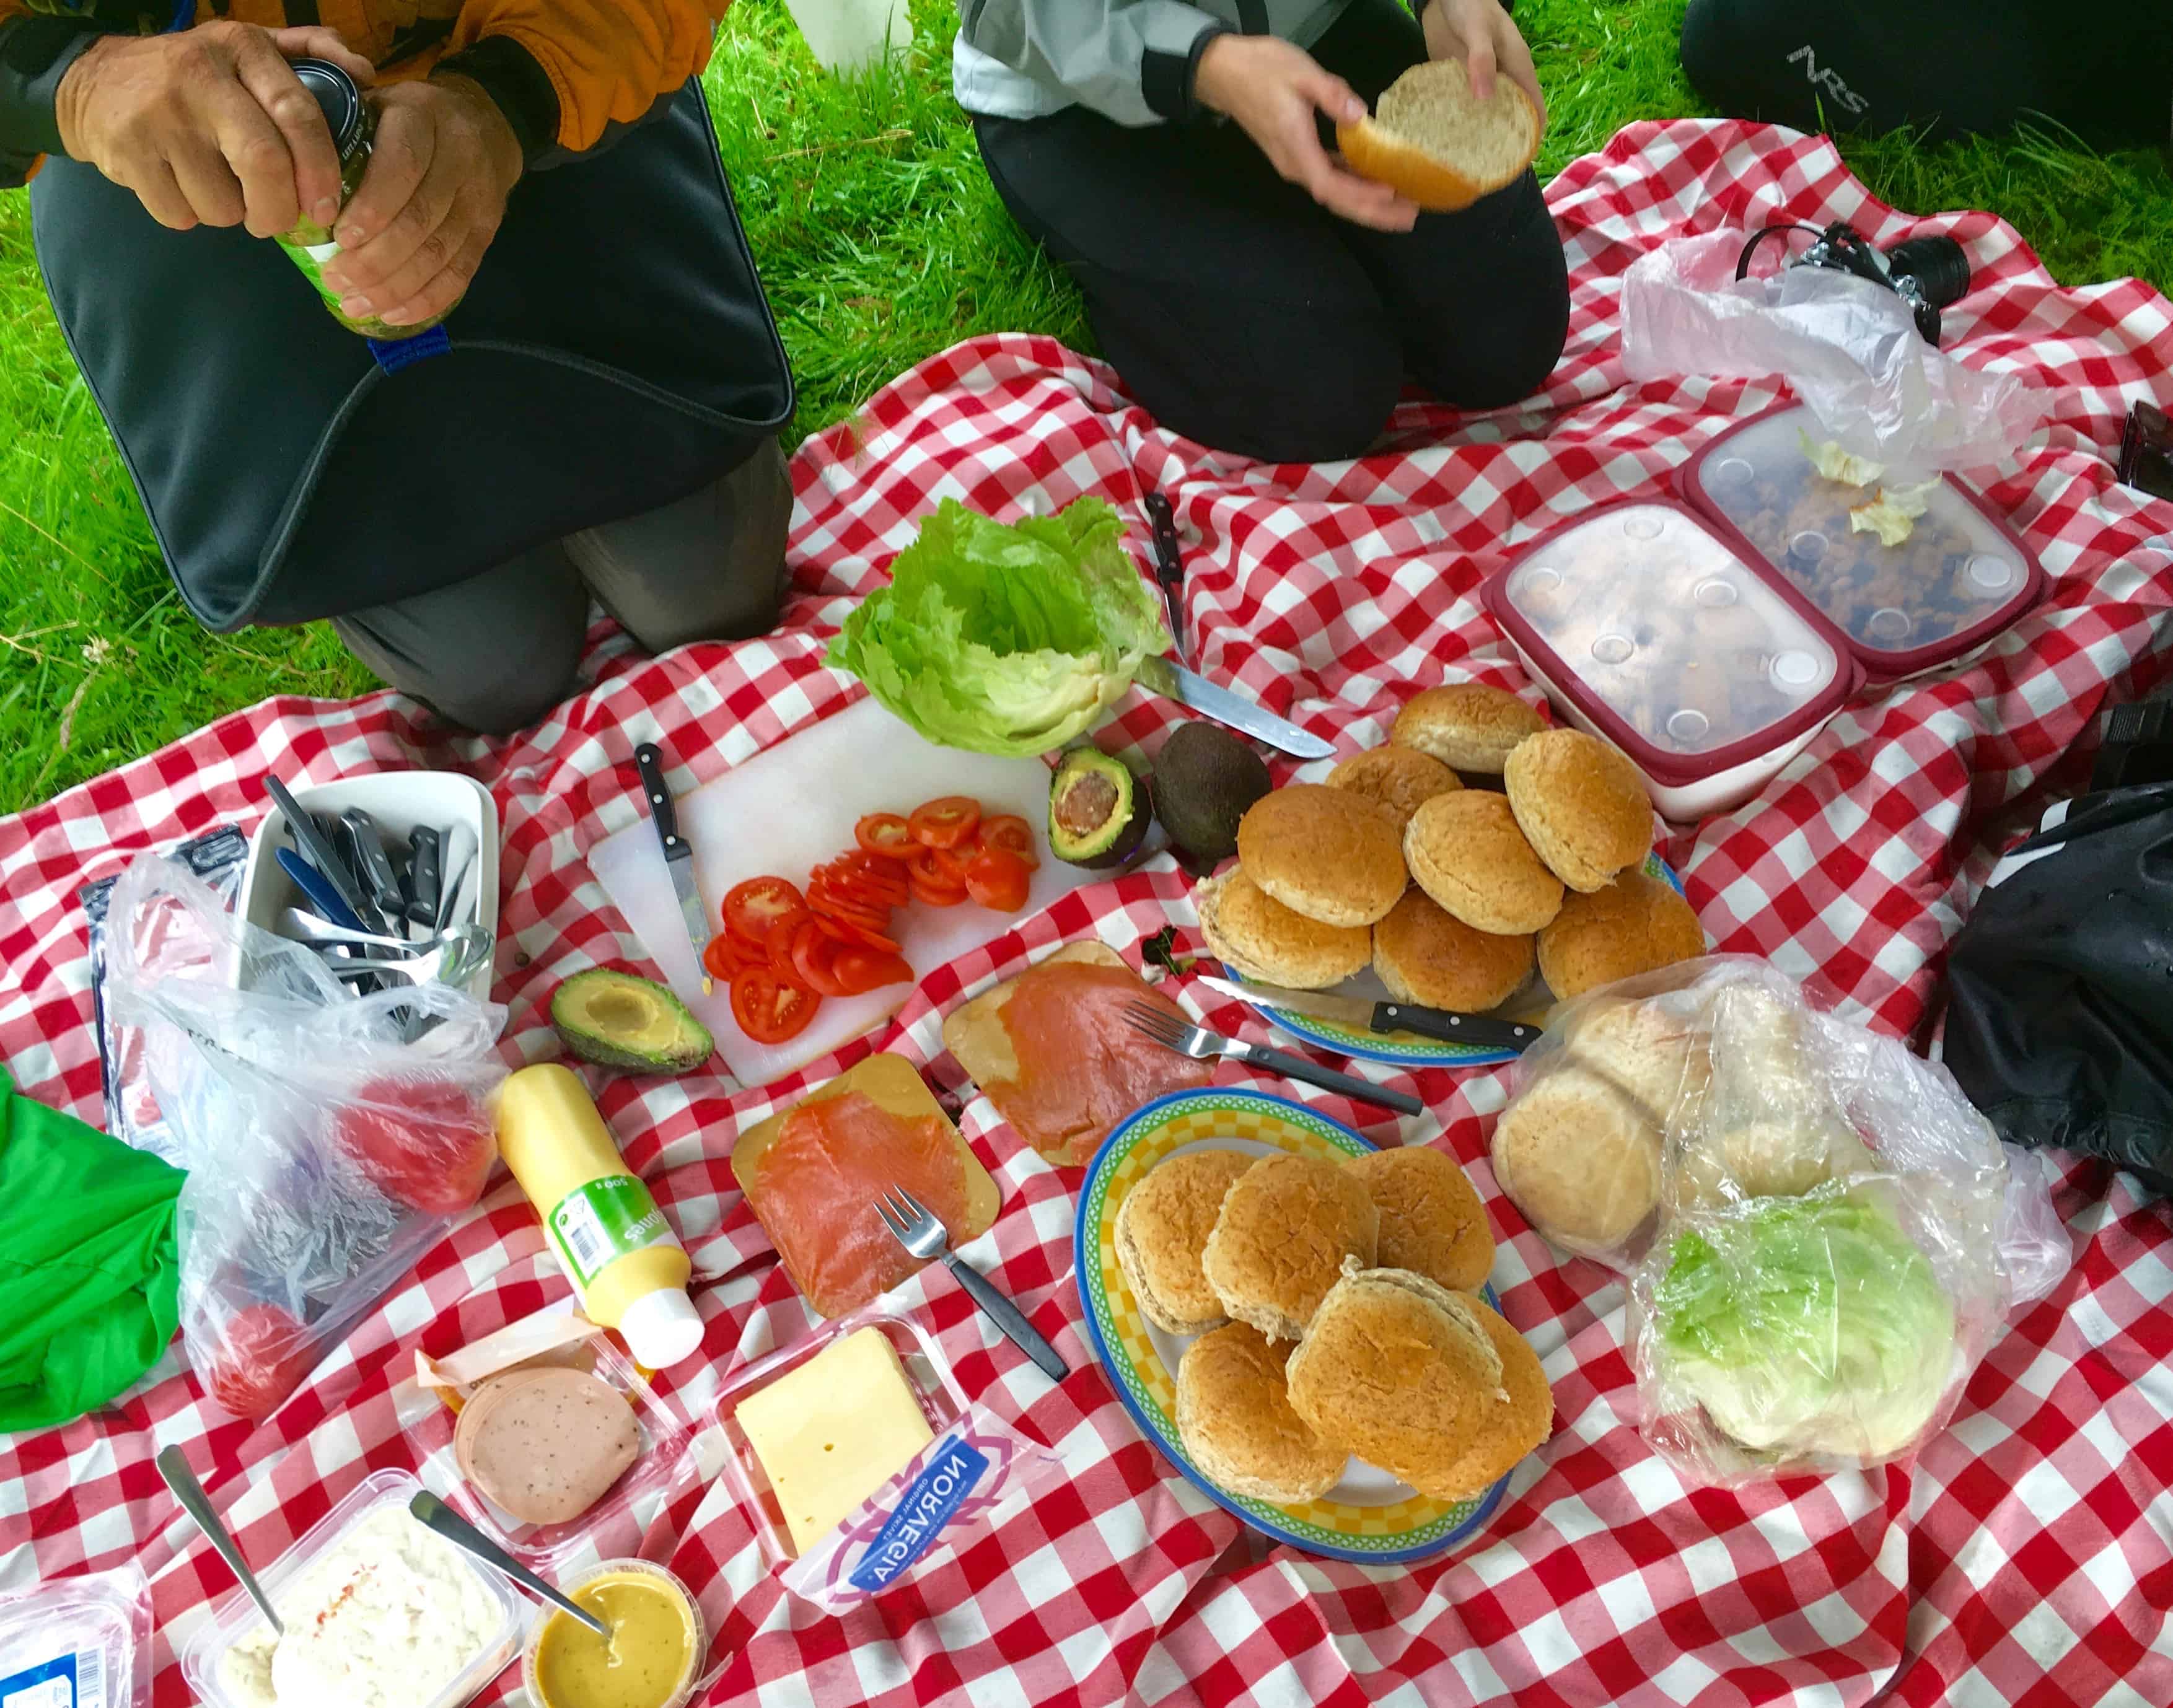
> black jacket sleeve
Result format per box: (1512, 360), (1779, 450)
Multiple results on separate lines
(0, 15), (105, 188)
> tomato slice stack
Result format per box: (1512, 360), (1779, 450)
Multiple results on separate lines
(706, 797), (1043, 1044)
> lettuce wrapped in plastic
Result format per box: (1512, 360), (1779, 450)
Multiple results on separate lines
(1638, 1192), (1959, 1478)
(827, 498), (1170, 756)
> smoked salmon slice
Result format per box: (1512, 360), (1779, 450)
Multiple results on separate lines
(747, 1091), (972, 1317)
(990, 961), (1213, 1168)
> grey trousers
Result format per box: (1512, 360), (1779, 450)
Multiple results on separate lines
(333, 436), (793, 734)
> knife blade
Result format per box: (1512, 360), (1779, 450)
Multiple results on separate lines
(633, 742), (715, 995)
(1134, 656), (1333, 760)
(1197, 974), (1541, 1053)
(1143, 491), (1187, 667)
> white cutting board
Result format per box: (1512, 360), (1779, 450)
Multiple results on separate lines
(589, 698), (1105, 1088)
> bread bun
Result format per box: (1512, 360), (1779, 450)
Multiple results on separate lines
(1343, 1145), (1493, 1293)
(1425, 1295), (1553, 1500)
(1327, 747), (1461, 834)
(1536, 872), (1706, 999)
(1236, 785), (1407, 929)
(1176, 1323), (1350, 1504)
(1285, 1266), (1523, 1500)
(1561, 996), (1710, 1122)
(1503, 730), (1654, 893)
(1201, 1152), (1380, 1341)
(1488, 1067), (1661, 1256)
(1403, 790), (1563, 935)
(1335, 63), (1542, 214)
(1391, 683), (1545, 774)
(1195, 868), (1372, 991)
(1372, 888), (1535, 1013)
(1115, 1149), (1254, 1335)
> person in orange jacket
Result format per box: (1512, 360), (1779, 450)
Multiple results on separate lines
(0, 3), (795, 734)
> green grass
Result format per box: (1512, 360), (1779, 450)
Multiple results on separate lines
(2, 0), (2169, 812)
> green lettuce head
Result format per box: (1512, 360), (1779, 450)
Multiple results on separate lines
(1648, 1193), (1957, 1465)
(827, 498), (1171, 757)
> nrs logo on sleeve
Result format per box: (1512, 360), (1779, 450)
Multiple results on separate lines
(1787, 45), (1871, 116)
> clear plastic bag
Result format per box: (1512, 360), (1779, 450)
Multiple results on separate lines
(0, 1565), (152, 1708)
(1490, 957), (2069, 1484)
(1621, 229), (2048, 475)
(103, 855), (507, 1422)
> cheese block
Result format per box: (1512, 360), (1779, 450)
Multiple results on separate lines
(732, 1327), (936, 1555)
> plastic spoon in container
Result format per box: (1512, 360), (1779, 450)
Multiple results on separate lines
(407, 1493), (610, 1639)
(157, 1445), (281, 1636)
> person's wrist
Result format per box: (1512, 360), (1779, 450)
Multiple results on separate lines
(428, 70), (524, 193)
(50, 30), (123, 159)
(1192, 30), (1247, 118)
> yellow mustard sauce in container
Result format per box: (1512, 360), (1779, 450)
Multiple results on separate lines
(522, 1561), (705, 1708)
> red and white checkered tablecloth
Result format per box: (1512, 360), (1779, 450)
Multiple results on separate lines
(4, 118), (2172, 1708)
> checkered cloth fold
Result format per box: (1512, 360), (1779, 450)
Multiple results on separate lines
(1, 120), (2169, 1708)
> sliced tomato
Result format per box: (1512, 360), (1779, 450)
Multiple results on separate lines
(908, 844), (968, 887)
(907, 867), (968, 908)
(765, 913), (806, 978)
(704, 933), (762, 982)
(977, 813), (1040, 868)
(823, 914), (903, 955)
(790, 919), (852, 999)
(831, 947), (915, 996)
(730, 965), (820, 1044)
(809, 892), (891, 935)
(854, 813), (915, 858)
(908, 796), (982, 849)
(964, 846), (1033, 911)
(723, 876), (809, 942)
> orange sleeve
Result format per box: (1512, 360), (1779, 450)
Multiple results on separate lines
(444, 0), (730, 157)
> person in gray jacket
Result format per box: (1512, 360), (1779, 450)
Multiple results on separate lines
(956, 0), (1569, 463)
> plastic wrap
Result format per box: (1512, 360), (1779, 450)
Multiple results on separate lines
(1621, 230), (2047, 476)
(0, 1566), (152, 1708)
(1490, 957), (2069, 1484)
(103, 855), (507, 1422)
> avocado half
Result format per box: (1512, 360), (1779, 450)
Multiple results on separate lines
(1048, 747), (1152, 869)
(551, 968), (714, 1074)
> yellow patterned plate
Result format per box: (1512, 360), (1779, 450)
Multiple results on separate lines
(1074, 1088), (1508, 1561)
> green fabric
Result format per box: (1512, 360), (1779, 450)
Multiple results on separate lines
(0, 1066), (183, 1432)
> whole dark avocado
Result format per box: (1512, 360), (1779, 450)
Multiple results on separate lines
(1048, 747), (1151, 868)
(1152, 722), (1271, 862)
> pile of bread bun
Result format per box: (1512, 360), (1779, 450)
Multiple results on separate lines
(1118, 1143), (1552, 1505)
(1491, 976), (1877, 1262)
(1195, 683), (1705, 1010)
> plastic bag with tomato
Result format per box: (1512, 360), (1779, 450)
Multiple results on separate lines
(103, 855), (509, 1423)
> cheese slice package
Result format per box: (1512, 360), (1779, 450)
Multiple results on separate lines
(717, 1313), (1062, 1612)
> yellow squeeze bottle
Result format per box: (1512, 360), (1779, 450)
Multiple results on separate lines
(495, 1064), (704, 1367)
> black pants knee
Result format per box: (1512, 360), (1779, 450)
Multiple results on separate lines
(972, 0), (1571, 463)
(1680, 0), (2173, 147)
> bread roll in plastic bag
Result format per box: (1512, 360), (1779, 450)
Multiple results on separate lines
(1620, 229), (2047, 476)
(1491, 957), (2068, 1484)
(103, 856), (507, 1422)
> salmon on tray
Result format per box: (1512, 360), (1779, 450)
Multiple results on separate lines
(734, 1056), (1001, 1318)
(944, 943), (1213, 1168)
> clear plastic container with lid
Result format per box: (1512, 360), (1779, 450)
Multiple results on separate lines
(0, 1566), (151, 1708)
(179, 1469), (525, 1708)
(1682, 403), (2045, 678)
(1483, 500), (1858, 820)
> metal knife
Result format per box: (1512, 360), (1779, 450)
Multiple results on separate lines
(1143, 491), (1187, 667)
(633, 742), (714, 995)
(1134, 656), (1333, 761)
(1198, 974), (1542, 1053)
(265, 776), (381, 929)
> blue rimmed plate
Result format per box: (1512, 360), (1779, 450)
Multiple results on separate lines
(1227, 851), (1690, 1068)
(1074, 1087), (1507, 1562)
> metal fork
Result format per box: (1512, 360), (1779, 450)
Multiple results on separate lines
(875, 1187), (1069, 1380)
(1120, 1001), (1423, 1118)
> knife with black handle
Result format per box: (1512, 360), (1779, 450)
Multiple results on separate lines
(633, 742), (716, 994)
